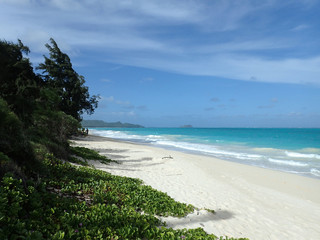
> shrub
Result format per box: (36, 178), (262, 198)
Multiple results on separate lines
(0, 152), (249, 240)
(31, 111), (80, 159)
(0, 98), (35, 172)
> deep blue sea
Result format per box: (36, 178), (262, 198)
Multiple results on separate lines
(90, 128), (320, 179)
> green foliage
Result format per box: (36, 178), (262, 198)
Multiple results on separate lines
(37, 38), (99, 121)
(1, 156), (246, 240)
(0, 38), (95, 175)
(29, 111), (80, 159)
(0, 98), (35, 172)
(0, 152), (13, 178)
(205, 208), (215, 214)
(35, 110), (80, 141)
(0, 39), (42, 125)
(68, 156), (90, 166)
(70, 146), (115, 164)
(0, 152), (11, 164)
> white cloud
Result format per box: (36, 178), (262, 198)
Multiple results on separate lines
(1, 0), (319, 85)
(113, 53), (320, 85)
(195, 39), (294, 54)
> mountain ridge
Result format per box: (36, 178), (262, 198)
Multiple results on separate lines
(81, 120), (144, 128)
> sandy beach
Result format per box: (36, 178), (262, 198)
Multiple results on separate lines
(72, 135), (320, 240)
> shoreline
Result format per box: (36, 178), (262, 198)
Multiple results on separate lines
(72, 134), (320, 240)
(89, 128), (320, 180)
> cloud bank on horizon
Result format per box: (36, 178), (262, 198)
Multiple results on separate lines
(1, 0), (320, 85)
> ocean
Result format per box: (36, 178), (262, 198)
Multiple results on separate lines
(89, 128), (320, 179)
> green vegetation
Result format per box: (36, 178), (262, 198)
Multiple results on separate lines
(70, 146), (116, 165)
(0, 154), (248, 239)
(81, 120), (144, 128)
(37, 39), (99, 121)
(0, 38), (96, 174)
(0, 38), (248, 239)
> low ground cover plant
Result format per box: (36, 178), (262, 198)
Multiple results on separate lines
(0, 149), (248, 240)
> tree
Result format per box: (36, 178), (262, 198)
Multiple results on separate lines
(0, 40), (42, 125)
(37, 38), (99, 121)
(0, 38), (99, 174)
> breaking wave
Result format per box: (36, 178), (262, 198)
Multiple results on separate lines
(89, 129), (320, 179)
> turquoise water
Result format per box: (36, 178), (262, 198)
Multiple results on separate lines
(90, 128), (320, 179)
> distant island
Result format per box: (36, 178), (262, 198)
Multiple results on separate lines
(81, 120), (144, 128)
(180, 125), (193, 128)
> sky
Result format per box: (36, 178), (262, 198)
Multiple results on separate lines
(1, 0), (320, 127)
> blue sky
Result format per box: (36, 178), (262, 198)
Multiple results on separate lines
(1, 0), (320, 127)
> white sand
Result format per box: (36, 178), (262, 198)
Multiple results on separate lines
(72, 135), (320, 240)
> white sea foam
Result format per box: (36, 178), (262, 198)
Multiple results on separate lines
(268, 158), (309, 167)
(285, 151), (320, 159)
(89, 129), (161, 143)
(155, 140), (263, 161)
(90, 129), (263, 161)
(310, 168), (320, 177)
(89, 129), (320, 179)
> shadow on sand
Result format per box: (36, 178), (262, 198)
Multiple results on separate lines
(162, 210), (234, 229)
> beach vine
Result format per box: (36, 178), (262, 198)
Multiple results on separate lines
(0, 153), (248, 239)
